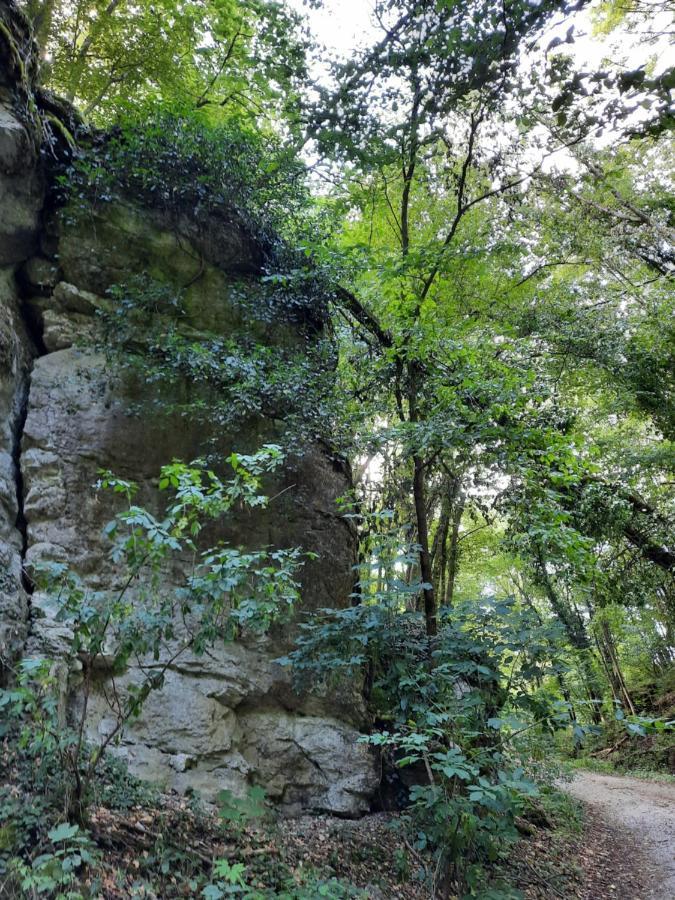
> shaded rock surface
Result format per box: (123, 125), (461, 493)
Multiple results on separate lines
(0, 0), (376, 817)
(0, 268), (33, 671)
(0, 0), (42, 676)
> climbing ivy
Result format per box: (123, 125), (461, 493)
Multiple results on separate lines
(58, 112), (318, 268)
(94, 275), (342, 449)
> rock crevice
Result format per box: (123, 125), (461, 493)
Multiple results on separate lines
(10, 334), (32, 594)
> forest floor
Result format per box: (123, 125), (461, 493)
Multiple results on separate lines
(266, 794), (670, 899)
(65, 773), (674, 899)
(561, 771), (675, 899)
(5, 772), (673, 897)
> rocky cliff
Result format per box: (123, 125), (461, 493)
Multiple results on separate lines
(0, 1), (376, 816)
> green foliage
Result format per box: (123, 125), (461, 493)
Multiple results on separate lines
(8, 0), (675, 891)
(5, 822), (98, 899)
(2, 447), (303, 826)
(54, 112), (346, 446)
(274, 876), (367, 899)
(0, 659), (69, 869)
(95, 273), (339, 446)
(218, 786), (269, 831)
(202, 859), (248, 898)
(90, 753), (158, 811)
(200, 861), (366, 900)
(29, 0), (310, 127)
(60, 112), (316, 258)
(534, 787), (583, 837)
(308, 0), (674, 768)
(282, 520), (573, 890)
(313, 0), (573, 164)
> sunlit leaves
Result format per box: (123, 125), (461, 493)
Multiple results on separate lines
(35, 0), (310, 129)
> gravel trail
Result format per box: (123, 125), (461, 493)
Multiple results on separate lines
(564, 771), (675, 898)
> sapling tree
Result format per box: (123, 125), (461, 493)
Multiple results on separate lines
(282, 512), (568, 894)
(2, 445), (304, 824)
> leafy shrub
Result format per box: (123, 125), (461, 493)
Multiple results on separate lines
(2, 446), (304, 826)
(4, 822), (98, 899)
(54, 115), (346, 448)
(218, 786), (268, 832)
(280, 508), (577, 892)
(62, 112), (304, 242)
(57, 112), (334, 330)
(90, 754), (158, 811)
(0, 659), (66, 871)
(200, 866), (366, 900)
(534, 787), (583, 836)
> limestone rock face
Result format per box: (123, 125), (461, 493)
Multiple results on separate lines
(0, 5), (43, 266)
(0, 269), (33, 673)
(0, 5), (41, 675)
(0, 108), (43, 265)
(17, 328), (372, 815)
(14, 203), (375, 815)
(0, 1), (377, 816)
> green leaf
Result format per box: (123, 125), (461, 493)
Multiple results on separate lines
(48, 823), (80, 843)
(202, 885), (225, 900)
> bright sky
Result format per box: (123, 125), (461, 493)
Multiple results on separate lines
(289, 0), (376, 57)
(288, 0), (671, 163)
(288, 0), (672, 74)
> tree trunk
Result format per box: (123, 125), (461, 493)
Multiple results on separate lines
(413, 452), (437, 636)
(598, 619), (636, 715)
(431, 481), (454, 597)
(535, 547), (604, 724)
(445, 491), (464, 606)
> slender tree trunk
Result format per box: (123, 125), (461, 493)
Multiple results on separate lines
(594, 631), (621, 704)
(558, 673), (577, 722)
(512, 573), (584, 738)
(432, 484), (453, 596)
(413, 453), (437, 636)
(558, 673), (580, 756)
(599, 620), (636, 715)
(393, 77), (433, 633)
(535, 547), (604, 724)
(445, 491), (464, 606)
(406, 353), (436, 636)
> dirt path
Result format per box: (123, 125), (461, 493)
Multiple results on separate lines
(564, 771), (675, 899)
